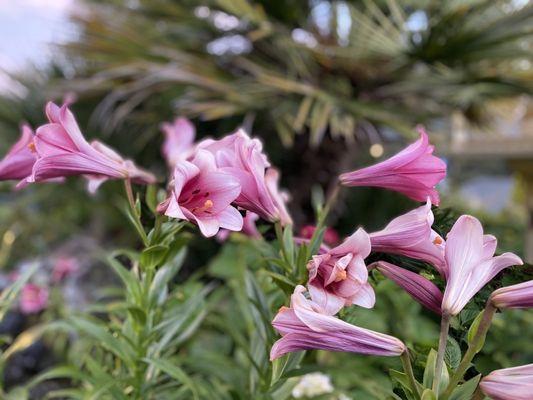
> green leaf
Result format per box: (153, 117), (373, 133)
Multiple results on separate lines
(143, 358), (199, 400)
(467, 310), (486, 353)
(389, 369), (417, 400)
(69, 316), (135, 366)
(140, 244), (169, 270)
(282, 225), (295, 267)
(423, 349), (449, 394)
(149, 248), (186, 305)
(444, 336), (462, 371)
(0, 262), (38, 320)
(421, 389), (437, 400)
(121, 200), (148, 245)
(145, 184), (158, 214)
(106, 254), (143, 304)
(449, 375), (481, 400)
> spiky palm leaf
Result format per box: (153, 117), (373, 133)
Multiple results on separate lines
(50, 0), (531, 148)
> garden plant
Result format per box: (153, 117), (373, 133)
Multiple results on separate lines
(0, 99), (530, 400)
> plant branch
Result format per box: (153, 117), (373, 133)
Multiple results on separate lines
(124, 179), (136, 214)
(433, 314), (450, 393)
(441, 303), (496, 400)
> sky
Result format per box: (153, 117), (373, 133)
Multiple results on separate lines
(0, 0), (76, 93)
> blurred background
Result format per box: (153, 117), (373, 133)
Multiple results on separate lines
(0, 0), (532, 398)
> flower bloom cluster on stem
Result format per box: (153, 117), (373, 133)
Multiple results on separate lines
(0, 102), (156, 191)
(4, 103), (533, 397)
(159, 127), (293, 236)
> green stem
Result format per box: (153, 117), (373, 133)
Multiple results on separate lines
(319, 182), (341, 226)
(441, 303), (496, 400)
(433, 314), (450, 394)
(124, 179), (136, 214)
(401, 350), (421, 398)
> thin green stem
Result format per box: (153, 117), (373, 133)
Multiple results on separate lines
(433, 314), (450, 393)
(124, 179), (136, 214)
(441, 303), (496, 400)
(401, 350), (421, 398)
(319, 182), (341, 226)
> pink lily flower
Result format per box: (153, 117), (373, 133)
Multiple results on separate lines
(20, 283), (49, 314)
(441, 215), (523, 316)
(27, 102), (156, 190)
(369, 199), (446, 274)
(480, 364), (533, 400)
(199, 129), (292, 225)
(490, 280), (533, 309)
(300, 225), (340, 246)
(371, 261), (443, 315)
(307, 228), (374, 315)
(270, 285), (405, 360)
(161, 117), (196, 168)
(0, 125), (36, 181)
(52, 256), (80, 283)
(339, 127), (447, 205)
(157, 149), (243, 237)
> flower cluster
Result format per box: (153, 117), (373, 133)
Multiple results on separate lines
(1, 101), (530, 397)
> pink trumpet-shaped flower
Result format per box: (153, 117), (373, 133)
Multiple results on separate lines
(490, 280), (533, 309)
(441, 215), (523, 316)
(300, 225), (340, 246)
(270, 285), (405, 360)
(52, 256), (79, 283)
(20, 284), (49, 314)
(27, 102), (156, 190)
(307, 228), (374, 315)
(0, 125), (36, 181)
(157, 149), (243, 237)
(372, 261), (443, 315)
(199, 129), (292, 225)
(369, 199), (446, 273)
(480, 364), (533, 400)
(339, 127), (446, 205)
(161, 117), (196, 168)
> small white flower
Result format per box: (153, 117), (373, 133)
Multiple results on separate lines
(291, 372), (334, 398)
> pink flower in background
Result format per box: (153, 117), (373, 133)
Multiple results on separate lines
(490, 280), (533, 309)
(216, 211), (262, 242)
(20, 284), (49, 314)
(300, 225), (340, 246)
(307, 228), (374, 315)
(270, 285), (405, 360)
(339, 127), (446, 205)
(441, 215), (522, 316)
(0, 125), (36, 181)
(52, 256), (79, 283)
(157, 149), (243, 237)
(369, 200), (446, 274)
(161, 117), (196, 168)
(26, 102), (156, 190)
(371, 261), (443, 315)
(480, 364), (533, 400)
(199, 129), (292, 225)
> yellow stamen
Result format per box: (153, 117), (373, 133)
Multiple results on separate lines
(433, 237), (443, 245)
(192, 199), (214, 214)
(27, 141), (36, 153)
(334, 269), (347, 282)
